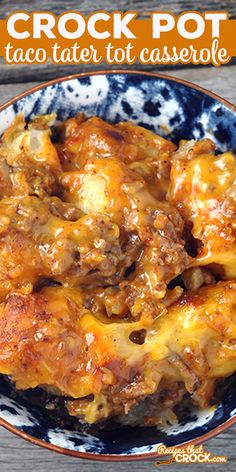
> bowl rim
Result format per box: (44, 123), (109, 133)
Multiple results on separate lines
(0, 68), (235, 462)
(0, 413), (236, 462)
(0, 68), (236, 115)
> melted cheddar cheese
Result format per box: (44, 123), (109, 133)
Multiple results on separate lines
(0, 113), (235, 426)
(170, 139), (236, 278)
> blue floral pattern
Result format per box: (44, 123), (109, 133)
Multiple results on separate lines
(0, 72), (235, 458)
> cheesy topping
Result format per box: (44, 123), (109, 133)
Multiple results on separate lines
(0, 113), (235, 426)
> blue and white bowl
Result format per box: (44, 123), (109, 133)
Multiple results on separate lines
(0, 71), (236, 461)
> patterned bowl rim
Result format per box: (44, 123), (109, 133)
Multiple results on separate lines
(0, 69), (236, 461)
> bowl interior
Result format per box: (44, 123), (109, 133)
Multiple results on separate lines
(0, 72), (236, 458)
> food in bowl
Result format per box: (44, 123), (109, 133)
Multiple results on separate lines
(0, 112), (235, 428)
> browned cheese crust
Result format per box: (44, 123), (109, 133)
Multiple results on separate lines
(0, 113), (235, 425)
